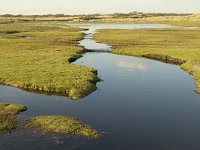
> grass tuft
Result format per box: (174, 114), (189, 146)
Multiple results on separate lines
(0, 103), (27, 132)
(27, 116), (100, 138)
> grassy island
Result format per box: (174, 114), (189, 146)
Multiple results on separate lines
(27, 116), (100, 138)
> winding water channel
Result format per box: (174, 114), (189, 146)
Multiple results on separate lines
(0, 24), (200, 150)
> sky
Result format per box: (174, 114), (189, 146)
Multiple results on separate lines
(0, 0), (200, 15)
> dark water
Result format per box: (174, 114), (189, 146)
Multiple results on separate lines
(0, 24), (200, 150)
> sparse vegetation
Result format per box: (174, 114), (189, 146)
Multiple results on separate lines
(0, 23), (99, 99)
(27, 116), (100, 138)
(95, 28), (200, 93)
(0, 103), (27, 132)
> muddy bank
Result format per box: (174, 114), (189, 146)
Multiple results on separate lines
(142, 54), (186, 65)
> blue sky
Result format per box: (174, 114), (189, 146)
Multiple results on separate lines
(0, 0), (200, 15)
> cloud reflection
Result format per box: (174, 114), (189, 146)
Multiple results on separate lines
(115, 60), (148, 71)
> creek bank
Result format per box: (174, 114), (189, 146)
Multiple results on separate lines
(142, 54), (186, 65)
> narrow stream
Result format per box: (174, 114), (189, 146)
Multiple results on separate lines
(0, 24), (200, 150)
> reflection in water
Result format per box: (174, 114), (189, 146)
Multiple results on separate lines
(115, 60), (148, 71)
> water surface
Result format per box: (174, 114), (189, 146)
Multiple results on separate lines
(0, 24), (200, 150)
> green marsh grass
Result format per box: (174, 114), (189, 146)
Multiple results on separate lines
(0, 23), (99, 99)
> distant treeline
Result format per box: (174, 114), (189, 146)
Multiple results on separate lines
(0, 12), (192, 18)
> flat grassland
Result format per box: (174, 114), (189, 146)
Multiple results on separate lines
(98, 14), (200, 27)
(1, 14), (200, 27)
(95, 28), (200, 93)
(0, 23), (99, 99)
